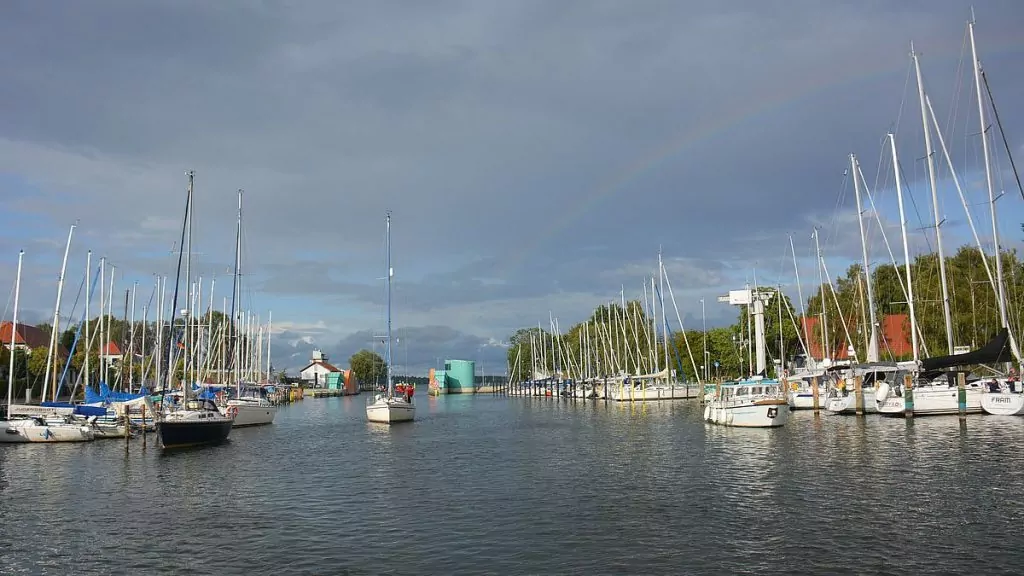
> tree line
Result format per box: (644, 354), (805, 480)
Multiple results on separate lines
(505, 245), (1024, 382)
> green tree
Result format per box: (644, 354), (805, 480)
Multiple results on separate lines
(60, 327), (77, 354)
(27, 347), (50, 379)
(507, 327), (548, 382)
(350, 349), (387, 388)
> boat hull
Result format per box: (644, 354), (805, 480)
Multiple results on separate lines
(981, 392), (1024, 416)
(223, 402), (277, 427)
(366, 397), (415, 423)
(788, 391), (829, 410)
(876, 384), (985, 416)
(157, 418), (233, 449)
(0, 419), (95, 443)
(610, 385), (700, 401)
(704, 401), (789, 427)
(825, 389), (878, 414)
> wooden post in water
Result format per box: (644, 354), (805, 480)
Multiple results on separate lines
(811, 376), (820, 413)
(957, 372), (967, 421)
(903, 374), (914, 419)
(141, 404), (147, 449)
(854, 376), (864, 416)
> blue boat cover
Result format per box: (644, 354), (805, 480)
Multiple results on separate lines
(84, 382), (150, 404)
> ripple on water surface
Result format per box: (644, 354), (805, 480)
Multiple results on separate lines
(2, 396), (1023, 575)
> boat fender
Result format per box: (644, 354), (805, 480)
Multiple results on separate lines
(876, 382), (891, 403)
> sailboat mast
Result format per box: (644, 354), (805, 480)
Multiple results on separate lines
(8, 250), (23, 410)
(386, 211), (393, 396)
(913, 45), (954, 354)
(812, 229), (830, 364)
(85, 251), (91, 395)
(129, 281), (137, 392)
(165, 171), (192, 395)
(889, 133), (920, 363)
(98, 257), (105, 387)
(231, 189), (242, 395)
(777, 284), (784, 376)
(851, 154), (879, 362)
(43, 223), (75, 403)
(156, 275), (165, 387)
(969, 17), (1016, 367)
(659, 251), (669, 382)
(183, 171), (195, 397)
(266, 311), (272, 383)
(105, 266), (116, 387)
(790, 234), (813, 368)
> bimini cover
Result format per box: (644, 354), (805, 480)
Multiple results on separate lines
(920, 329), (1012, 372)
(85, 382), (150, 404)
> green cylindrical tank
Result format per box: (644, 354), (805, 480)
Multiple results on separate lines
(444, 359), (476, 394)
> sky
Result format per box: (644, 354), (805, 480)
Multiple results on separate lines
(1, 0), (1023, 375)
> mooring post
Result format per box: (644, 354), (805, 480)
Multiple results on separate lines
(957, 372), (967, 421)
(812, 376), (820, 413)
(904, 374), (914, 419)
(854, 376), (864, 416)
(141, 404), (147, 450)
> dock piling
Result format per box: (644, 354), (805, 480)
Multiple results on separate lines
(854, 376), (864, 416)
(904, 374), (914, 419)
(957, 372), (967, 421)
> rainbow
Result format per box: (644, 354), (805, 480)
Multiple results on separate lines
(504, 27), (1024, 275)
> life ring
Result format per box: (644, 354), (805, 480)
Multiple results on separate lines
(226, 405), (239, 419)
(789, 382), (799, 392)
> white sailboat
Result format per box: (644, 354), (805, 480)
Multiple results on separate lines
(961, 16), (1024, 416)
(2, 250), (95, 444)
(366, 212), (415, 424)
(220, 190), (276, 427)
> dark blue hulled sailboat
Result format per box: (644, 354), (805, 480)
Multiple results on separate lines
(155, 171), (234, 449)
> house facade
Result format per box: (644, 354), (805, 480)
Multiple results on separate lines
(0, 321), (68, 356)
(801, 314), (912, 361)
(299, 349), (343, 387)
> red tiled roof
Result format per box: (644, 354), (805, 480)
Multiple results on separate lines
(801, 314), (911, 360)
(0, 321), (70, 356)
(100, 341), (122, 356)
(0, 321), (52, 349)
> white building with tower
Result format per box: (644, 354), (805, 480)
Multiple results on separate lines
(299, 349), (343, 387)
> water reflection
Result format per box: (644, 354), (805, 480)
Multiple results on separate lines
(1, 396), (1022, 574)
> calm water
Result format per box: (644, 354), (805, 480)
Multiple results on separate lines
(2, 394), (1023, 575)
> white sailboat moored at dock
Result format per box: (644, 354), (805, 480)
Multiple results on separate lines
(1, 249), (96, 444)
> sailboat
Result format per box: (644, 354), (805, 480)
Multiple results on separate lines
(156, 172), (234, 449)
(219, 190), (276, 427)
(2, 250), (95, 443)
(366, 212), (415, 424)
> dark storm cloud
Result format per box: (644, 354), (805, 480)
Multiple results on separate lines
(1, 0), (1022, 362)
